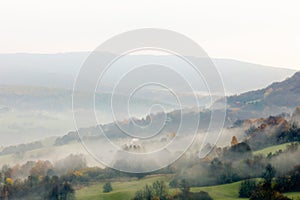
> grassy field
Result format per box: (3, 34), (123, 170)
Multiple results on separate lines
(76, 175), (173, 200)
(75, 175), (244, 200)
(75, 175), (300, 200)
(285, 192), (300, 199)
(190, 181), (246, 200)
(253, 142), (294, 156)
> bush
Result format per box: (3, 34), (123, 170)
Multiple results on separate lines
(169, 178), (179, 188)
(132, 181), (168, 200)
(103, 182), (113, 193)
(239, 179), (258, 198)
(189, 191), (213, 200)
(250, 186), (291, 200)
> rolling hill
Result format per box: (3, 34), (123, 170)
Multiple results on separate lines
(226, 71), (300, 120)
(0, 53), (295, 94)
(75, 175), (300, 200)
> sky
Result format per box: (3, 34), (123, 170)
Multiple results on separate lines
(0, 0), (299, 70)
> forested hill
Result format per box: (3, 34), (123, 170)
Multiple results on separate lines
(226, 71), (300, 120)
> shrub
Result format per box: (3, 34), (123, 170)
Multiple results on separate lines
(103, 182), (113, 193)
(239, 179), (258, 198)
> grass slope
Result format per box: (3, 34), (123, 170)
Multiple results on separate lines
(190, 181), (246, 200)
(253, 142), (294, 156)
(285, 192), (300, 199)
(76, 175), (173, 200)
(76, 175), (243, 200)
(74, 174), (300, 200)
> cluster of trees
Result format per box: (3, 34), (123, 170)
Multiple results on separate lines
(168, 142), (255, 188)
(277, 122), (300, 144)
(0, 154), (87, 181)
(209, 158), (240, 184)
(170, 161), (231, 187)
(133, 181), (168, 200)
(0, 172), (75, 199)
(210, 142), (298, 186)
(0, 153), (175, 199)
(239, 179), (258, 198)
(245, 119), (300, 150)
(133, 180), (213, 200)
(0, 154), (127, 199)
(0, 156), (83, 199)
(239, 164), (298, 200)
(169, 134), (300, 188)
(274, 165), (300, 193)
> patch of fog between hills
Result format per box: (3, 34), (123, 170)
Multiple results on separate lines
(76, 127), (247, 169)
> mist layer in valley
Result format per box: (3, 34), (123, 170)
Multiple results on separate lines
(0, 53), (296, 146)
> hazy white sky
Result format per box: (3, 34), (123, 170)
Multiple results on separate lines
(0, 0), (299, 69)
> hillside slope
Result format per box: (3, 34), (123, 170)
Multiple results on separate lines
(227, 72), (300, 120)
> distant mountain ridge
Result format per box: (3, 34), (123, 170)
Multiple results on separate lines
(0, 53), (295, 94)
